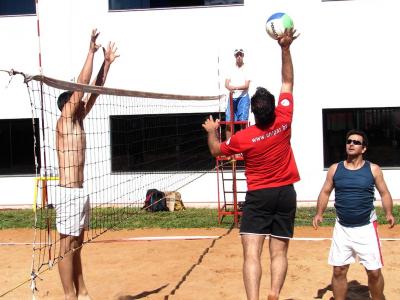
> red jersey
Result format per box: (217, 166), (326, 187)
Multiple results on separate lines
(220, 92), (300, 191)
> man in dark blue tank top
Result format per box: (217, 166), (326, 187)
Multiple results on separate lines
(313, 129), (395, 300)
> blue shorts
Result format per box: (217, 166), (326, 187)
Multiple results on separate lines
(225, 93), (250, 121)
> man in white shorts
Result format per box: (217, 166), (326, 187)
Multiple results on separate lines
(313, 129), (395, 300)
(55, 187), (90, 237)
(56, 29), (119, 299)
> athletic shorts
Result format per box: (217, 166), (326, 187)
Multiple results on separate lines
(54, 186), (90, 237)
(328, 220), (383, 270)
(240, 185), (297, 238)
(225, 93), (250, 121)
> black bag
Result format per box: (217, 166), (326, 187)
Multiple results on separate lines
(144, 189), (169, 212)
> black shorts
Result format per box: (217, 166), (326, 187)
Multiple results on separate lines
(240, 184), (297, 238)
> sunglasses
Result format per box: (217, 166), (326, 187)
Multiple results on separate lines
(234, 49), (244, 57)
(346, 139), (363, 146)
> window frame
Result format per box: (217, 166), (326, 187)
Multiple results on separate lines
(0, 118), (41, 176)
(110, 112), (222, 173)
(108, 0), (244, 11)
(322, 107), (400, 169)
(0, 0), (36, 17)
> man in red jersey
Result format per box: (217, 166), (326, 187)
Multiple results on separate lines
(203, 28), (299, 300)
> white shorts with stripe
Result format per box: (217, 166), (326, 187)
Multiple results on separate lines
(328, 219), (383, 270)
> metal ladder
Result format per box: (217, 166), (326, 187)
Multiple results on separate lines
(216, 92), (248, 227)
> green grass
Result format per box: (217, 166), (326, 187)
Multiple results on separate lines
(0, 209), (34, 229)
(0, 206), (399, 230)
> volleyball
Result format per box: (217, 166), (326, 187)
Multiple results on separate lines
(265, 12), (294, 40)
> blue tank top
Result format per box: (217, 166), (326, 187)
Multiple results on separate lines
(333, 161), (375, 227)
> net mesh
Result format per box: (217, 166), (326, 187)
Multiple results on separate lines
(24, 73), (225, 278)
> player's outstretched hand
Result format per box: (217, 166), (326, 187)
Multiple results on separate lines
(202, 115), (220, 133)
(278, 28), (299, 49)
(89, 28), (101, 53)
(103, 41), (120, 64)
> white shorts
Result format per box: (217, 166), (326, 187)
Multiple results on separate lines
(328, 220), (383, 270)
(55, 186), (90, 237)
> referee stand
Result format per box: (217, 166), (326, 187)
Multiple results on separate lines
(216, 92), (248, 227)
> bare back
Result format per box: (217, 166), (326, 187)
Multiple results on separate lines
(56, 103), (86, 188)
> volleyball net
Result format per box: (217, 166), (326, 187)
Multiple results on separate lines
(20, 71), (225, 282)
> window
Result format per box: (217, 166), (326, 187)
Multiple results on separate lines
(0, 0), (35, 16)
(110, 113), (221, 172)
(109, 0), (243, 10)
(0, 119), (40, 175)
(322, 107), (400, 168)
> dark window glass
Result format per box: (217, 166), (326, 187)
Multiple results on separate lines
(322, 107), (400, 168)
(0, 118), (40, 175)
(110, 113), (221, 172)
(0, 0), (35, 16)
(109, 0), (243, 10)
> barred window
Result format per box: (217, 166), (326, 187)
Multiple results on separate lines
(0, 0), (35, 16)
(322, 107), (400, 168)
(0, 118), (40, 175)
(109, 0), (243, 10)
(110, 113), (221, 172)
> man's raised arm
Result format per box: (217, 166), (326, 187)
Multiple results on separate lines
(60, 29), (101, 118)
(84, 41), (119, 117)
(278, 28), (299, 94)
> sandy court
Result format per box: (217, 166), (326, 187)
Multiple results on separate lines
(0, 226), (399, 300)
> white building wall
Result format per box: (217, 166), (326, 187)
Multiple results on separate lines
(0, 0), (399, 207)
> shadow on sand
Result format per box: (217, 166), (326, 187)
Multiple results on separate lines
(163, 225), (235, 299)
(116, 284), (169, 299)
(315, 279), (372, 300)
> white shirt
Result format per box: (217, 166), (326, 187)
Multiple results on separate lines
(227, 64), (249, 98)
